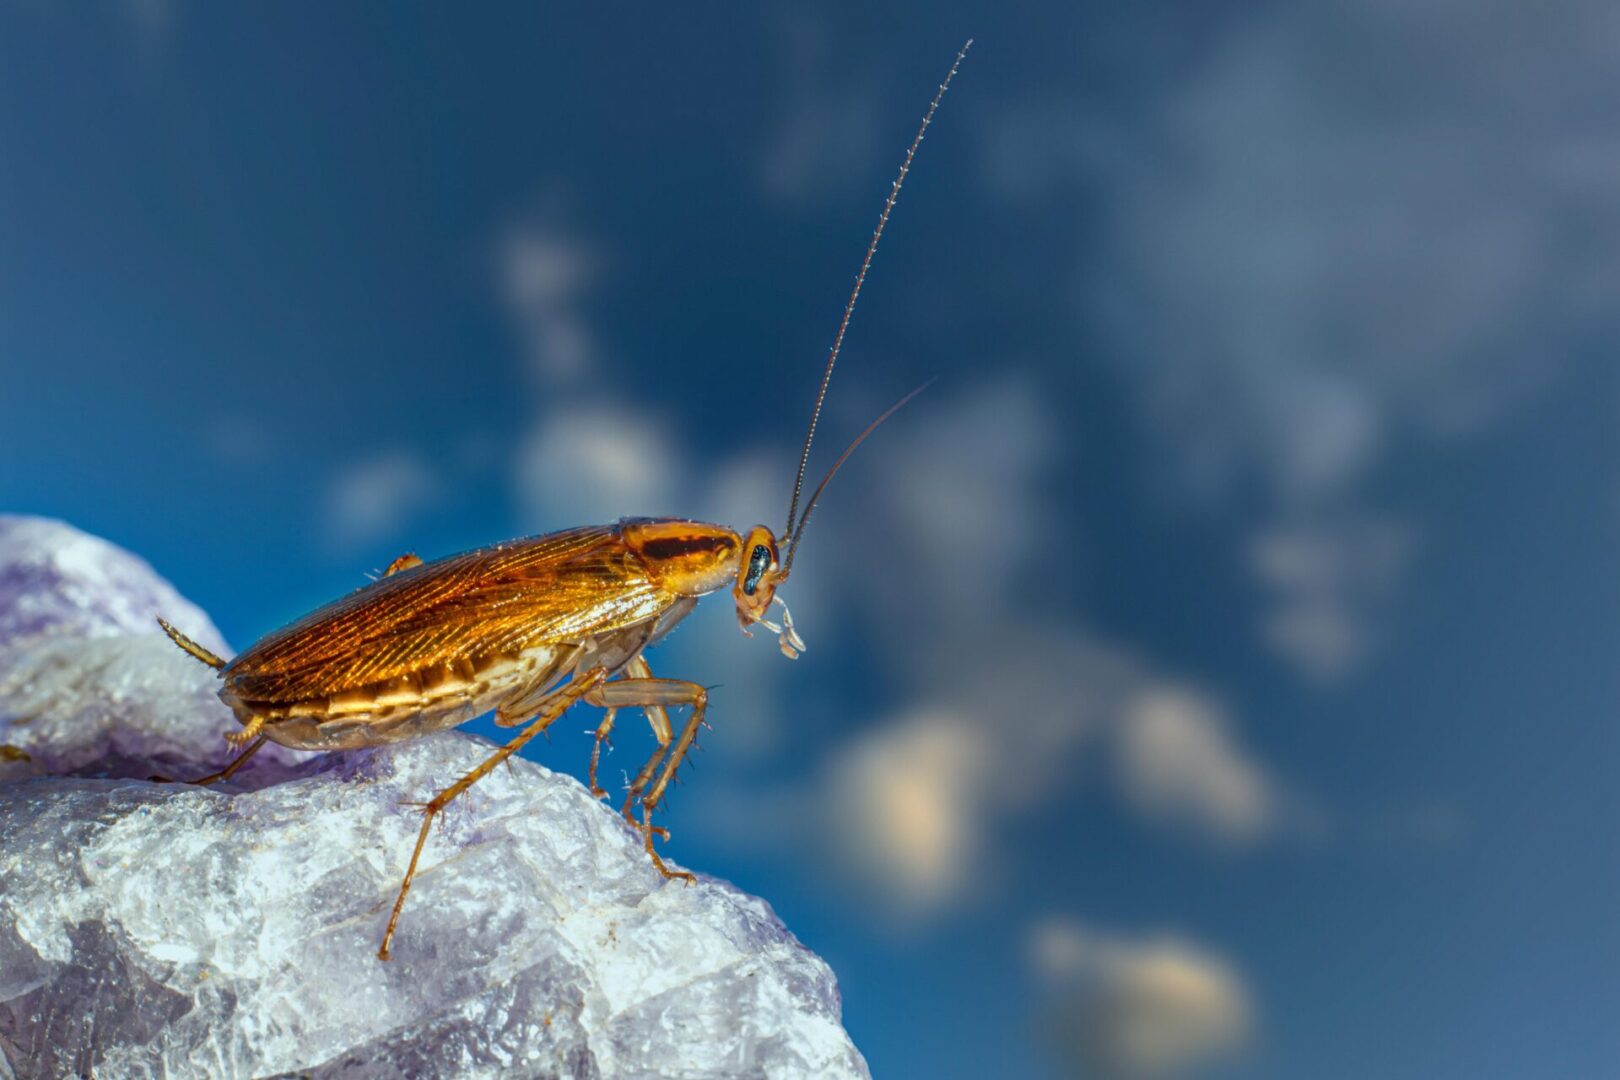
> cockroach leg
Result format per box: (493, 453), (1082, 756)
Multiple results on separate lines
(637, 686), (707, 815)
(584, 681), (673, 825)
(383, 553), (423, 577)
(620, 741), (670, 827)
(586, 655), (676, 814)
(588, 707), (617, 798)
(585, 661), (677, 800)
(225, 715), (266, 749)
(583, 673), (708, 883)
(377, 666), (608, 961)
(621, 655), (672, 745)
(190, 735), (269, 786)
(149, 735), (268, 787)
(639, 801), (695, 884)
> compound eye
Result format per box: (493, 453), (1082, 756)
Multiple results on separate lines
(742, 544), (772, 595)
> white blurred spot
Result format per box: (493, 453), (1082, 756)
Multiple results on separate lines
(757, 14), (882, 202)
(698, 448), (786, 539)
(1251, 518), (1412, 680)
(203, 414), (271, 467)
(857, 377), (1053, 623)
(990, 1), (1620, 676)
(1115, 688), (1276, 844)
(823, 712), (992, 912)
(323, 451), (440, 553)
(691, 380), (1293, 910)
(1031, 918), (1254, 1079)
(515, 404), (683, 528)
(500, 223), (599, 385)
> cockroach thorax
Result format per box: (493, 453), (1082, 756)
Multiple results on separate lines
(621, 519), (743, 597)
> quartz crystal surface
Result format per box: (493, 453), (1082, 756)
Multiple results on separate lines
(0, 516), (868, 1079)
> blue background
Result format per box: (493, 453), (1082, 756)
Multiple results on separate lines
(3, 4), (1618, 1078)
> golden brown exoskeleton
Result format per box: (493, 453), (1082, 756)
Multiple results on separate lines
(157, 40), (971, 960)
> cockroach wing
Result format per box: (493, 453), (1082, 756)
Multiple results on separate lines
(224, 525), (677, 703)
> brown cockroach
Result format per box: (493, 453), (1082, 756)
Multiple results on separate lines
(157, 41), (971, 961)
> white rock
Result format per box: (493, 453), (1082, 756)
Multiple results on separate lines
(0, 515), (867, 1079)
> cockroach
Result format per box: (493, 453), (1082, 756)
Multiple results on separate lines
(157, 41), (971, 961)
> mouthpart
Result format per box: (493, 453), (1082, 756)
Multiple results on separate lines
(739, 595), (807, 660)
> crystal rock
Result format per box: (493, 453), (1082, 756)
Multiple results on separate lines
(0, 516), (867, 1079)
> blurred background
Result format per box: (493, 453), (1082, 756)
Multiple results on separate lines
(3, 3), (1618, 1077)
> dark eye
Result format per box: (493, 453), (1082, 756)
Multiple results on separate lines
(742, 544), (772, 595)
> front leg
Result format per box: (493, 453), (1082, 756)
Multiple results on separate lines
(584, 669), (709, 884)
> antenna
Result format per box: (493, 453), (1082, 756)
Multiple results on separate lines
(783, 379), (933, 573)
(782, 39), (973, 542)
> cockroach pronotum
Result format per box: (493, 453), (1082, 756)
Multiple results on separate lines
(157, 41), (971, 961)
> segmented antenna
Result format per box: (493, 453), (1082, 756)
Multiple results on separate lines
(783, 379), (934, 573)
(783, 39), (973, 543)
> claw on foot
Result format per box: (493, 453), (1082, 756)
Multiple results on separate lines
(638, 808), (694, 884)
(657, 862), (697, 886)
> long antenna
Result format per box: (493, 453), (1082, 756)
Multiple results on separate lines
(783, 39), (973, 541)
(783, 379), (933, 573)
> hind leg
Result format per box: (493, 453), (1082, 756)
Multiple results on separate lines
(149, 735), (268, 787)
(378, 666), (607, 960)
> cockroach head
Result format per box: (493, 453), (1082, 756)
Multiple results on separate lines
(732, 525), (804, 659)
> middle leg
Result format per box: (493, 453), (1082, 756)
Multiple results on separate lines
(586, 655), (673, 800)
(584, 669), (708, 883)
(378, 666), (608, 960)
